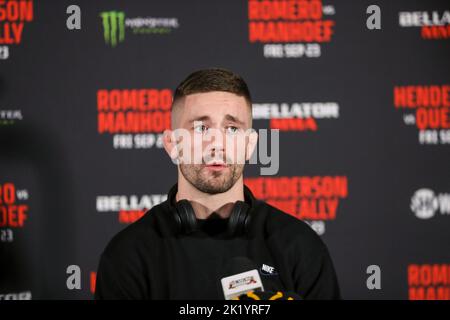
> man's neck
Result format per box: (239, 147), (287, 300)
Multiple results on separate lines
(176, 173), (245, 219)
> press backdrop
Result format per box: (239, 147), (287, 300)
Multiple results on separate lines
(1, 0), (449, 300)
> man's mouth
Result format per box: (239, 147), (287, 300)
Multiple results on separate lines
(204, 162), (229, 171)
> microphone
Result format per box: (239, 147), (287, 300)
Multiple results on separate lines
(220, 257), (302, 300)
(220, 257), (264, 300)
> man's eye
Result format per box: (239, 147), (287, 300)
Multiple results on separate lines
(226, 126), (239, 134)
(194, 125), (208, 133)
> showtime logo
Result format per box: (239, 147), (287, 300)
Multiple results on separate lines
(97, 88), (172, 149)
(408, 264), (450, 300)
(0, 0), (34, 59)
(410, 188), (450, 220)
(96, 194), (167, 224)
(253, 102), (339, 131)
(394, 84), (450, 145)
(399, 10), (450, 39)
(245, 176), (348, 235)
(248, 0), (335, 58)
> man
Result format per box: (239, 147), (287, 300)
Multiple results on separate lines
(95, 68), (341, 300)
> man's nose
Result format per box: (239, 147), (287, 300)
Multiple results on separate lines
(204, 128), (226, 153)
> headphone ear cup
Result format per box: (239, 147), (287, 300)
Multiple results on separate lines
(174, 199), (197, 235)
(228, 201), (251, 237)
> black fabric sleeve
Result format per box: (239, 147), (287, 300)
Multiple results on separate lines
(292, 243), (341, 300)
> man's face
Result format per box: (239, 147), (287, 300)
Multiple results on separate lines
(166, 91), (256, 194)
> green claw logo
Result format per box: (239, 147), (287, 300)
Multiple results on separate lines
(100, 11), (125, 47)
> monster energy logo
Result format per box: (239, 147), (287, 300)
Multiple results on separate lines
(100, 11), (125, 47)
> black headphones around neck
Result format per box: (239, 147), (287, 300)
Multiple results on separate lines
(167, 183), (254, 237)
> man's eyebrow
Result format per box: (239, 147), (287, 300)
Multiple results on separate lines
(188, 115), (211, 123)
(224, 114), (245, 126)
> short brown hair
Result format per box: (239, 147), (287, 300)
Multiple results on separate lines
(172, 68), (252, 108)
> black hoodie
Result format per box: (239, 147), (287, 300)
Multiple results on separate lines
(95, 183), (341, 300)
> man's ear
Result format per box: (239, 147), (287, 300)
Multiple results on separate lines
(162, 129), (179, 163)
(245, 129), (258, 161)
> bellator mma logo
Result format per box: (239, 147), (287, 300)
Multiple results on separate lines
(96, 193), (167, 224)
(0, 182), (29, 243)
(247, 0), (335, 58)
(394, 84), (450, 145)
(244, 176), (348, 235)
(252, 101), (339, 131)
(399, 10), (450, 40)
(0, 0), (34, 60)
(97, 88), (172, 149)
